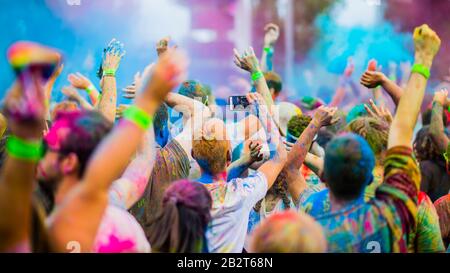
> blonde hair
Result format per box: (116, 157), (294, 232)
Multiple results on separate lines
(250, 210), (327, 253)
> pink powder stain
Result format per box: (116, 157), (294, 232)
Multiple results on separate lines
(44, 119), (71, 150)
(97, 234), (136, 253)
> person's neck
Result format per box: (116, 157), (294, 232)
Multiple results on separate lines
(198, 171), (227, 184)
(329, 192), (364, 213)
(54, 176), (80, 205)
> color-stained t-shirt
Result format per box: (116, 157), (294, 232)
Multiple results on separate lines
(129, 139), (190, 229)
(93, 205), (150, 253)
(204, 171), (268, 253)
(309, 146), (421, 252)
(301, 166), (384, 215)
(413, 192), (445, 252)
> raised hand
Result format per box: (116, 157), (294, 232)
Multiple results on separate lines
(433, 88), (448, 106)
(68, 72), (92, 90)
(246, 92), (269, 117)
(156, 37), (177, 57)
(242, 140), (264, 163)
(360, 70), (386, 89)
(263, 23), (280, 47)
(102, 38), (125, 72)
(115, 104), (130, 119)
(4, 41), (61, 138)
(312, 106), (339, 127)
(122, 64), (154, 100)
(138, 48), (188, 104)
(62, 86), (81, 99)
(364, 99), (393, 124)
(233, 47), (261, 73)
(413, 24), (441, 68)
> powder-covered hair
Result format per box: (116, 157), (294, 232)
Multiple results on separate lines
(178, 80), (209, 106)
(254, 171), (291, 212)
(44, 110), (112, 178)
(324, 133), (375, 201)
(146, 180), (212, 253)
(250, 210), (327, 253)
(287, 115), (312, 138)
(347, 117), (389, 165)
(192, 136), (230, 176)
(50, 101), (78, 121)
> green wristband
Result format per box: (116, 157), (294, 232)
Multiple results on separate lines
(103, 68), (116, 77)
(123, 105), (153, 130)
(252, 71), (264, 82)
(85, 85), (95, 95)
(263, 46), (274, 54)
(447, 105), (450, 113)
(411, 63), (430, 79)
(6, 136), (43, 162)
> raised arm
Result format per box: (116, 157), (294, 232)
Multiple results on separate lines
(97, 39), (125, 123)
(109, 126), (156, 210)
(246, 93), (287, 189)
(429, 89), (449, 152)
(0, 42), (60, 252)
(227, 140), (263, 181)
(68, 73), (101, 106)
(329, 58), (354, 108)
(388, 25), (440, 149)
(283, 107), (338, 199)
(61, 86), (94, 110)
(47, 49), (187, 252)
(0, 81), (47, 252)
(165, 92), (212, 122)
(361, 70), (404, 106)
(234, 47), (275, 110)
(260, 23), (279, 72)
(284, 141), (324, 178)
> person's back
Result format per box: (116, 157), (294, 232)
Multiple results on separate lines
(129, 139), (190, 226)
(93, 205), (150, 253)
(204, 171), (268, 253)
(145, 180), (212, 253)
(315, 134), (420, 252)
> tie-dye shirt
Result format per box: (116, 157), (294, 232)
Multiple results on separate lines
(203, 171), (268, 253)
(129, 139), (190, 228)
(301, 166), (384, 214)
(308, 146), (421, 252)
(413, 192), (445, 252)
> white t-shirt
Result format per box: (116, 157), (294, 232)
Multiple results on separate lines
(93, 205), (151, 253)
(203, 171), (268, 253)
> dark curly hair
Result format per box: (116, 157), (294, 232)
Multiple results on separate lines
(414, 126), (447, 162)
(346, 117), (389, 164)
(254, 171), (291, 212)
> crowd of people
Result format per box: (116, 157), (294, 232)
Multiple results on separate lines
(0, 22), (449, 253)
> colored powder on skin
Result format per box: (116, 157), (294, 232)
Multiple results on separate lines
(97, 234), (136, 253)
